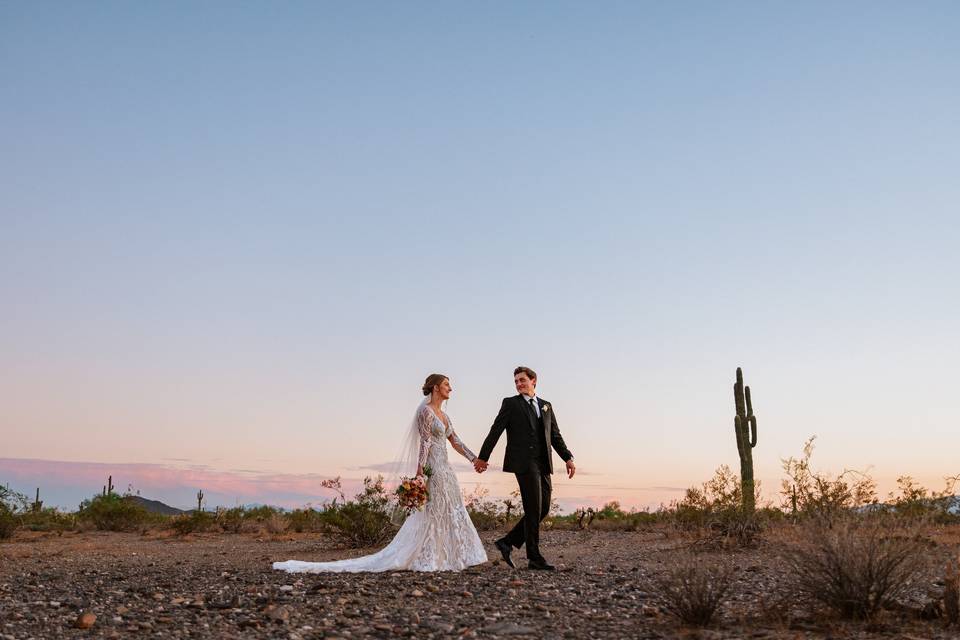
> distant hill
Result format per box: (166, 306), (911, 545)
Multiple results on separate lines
(128, 496), (185, 516)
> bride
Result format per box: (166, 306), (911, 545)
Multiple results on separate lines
(273, 374), (488, 572)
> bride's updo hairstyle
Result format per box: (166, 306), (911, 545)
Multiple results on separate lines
(422, 373), (448, 397)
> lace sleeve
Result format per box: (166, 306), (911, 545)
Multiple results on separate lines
(416, 406), (433, 473)
(448, 425), (477, 463)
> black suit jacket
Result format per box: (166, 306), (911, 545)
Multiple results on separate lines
(478, 395), (573, 474)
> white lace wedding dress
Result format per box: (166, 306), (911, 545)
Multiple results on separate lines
(273, 404), (488, 572)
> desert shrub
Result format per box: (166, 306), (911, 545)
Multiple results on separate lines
(171, 510), (218, 535)
(944, 559), (960, 626)
(462, 487), (509, 531)
(552, 502), (665, 531)
(785, 514), (927, 620)
(888, 475), (960, 523)
(592, 501), (656, 530)
(79, 493), (152, 532)
(19, 508), (76, 532)
(0, 486), (29, 539)
(556, 507), (598, 530)
(288, 508), (325, 533)
(265, 511), (289, 534)
(672, 465), (764, 547)
(781, 436), (878, 519)
(653, 554), (734, 626)
(320, 476), (393, 548)
(215, 507), (247, 533)
(229, 505), (289, 533)
(0, 503), (16, 539)
(244, 505), (284, 521)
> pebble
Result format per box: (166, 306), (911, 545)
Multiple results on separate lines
(265, 604), (292, 623)
(74, 612), (96, 629)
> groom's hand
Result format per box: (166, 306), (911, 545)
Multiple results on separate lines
(474, 459), (488, 473)
(566, 459), (576, 479)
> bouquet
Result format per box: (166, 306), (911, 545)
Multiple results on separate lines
(395, 465), (432, 513)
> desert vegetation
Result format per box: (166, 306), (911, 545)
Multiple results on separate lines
(4, 447), (959, 635)
(4, 371), (959, 636)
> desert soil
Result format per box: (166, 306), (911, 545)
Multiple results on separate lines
(1, 527), (956, 639)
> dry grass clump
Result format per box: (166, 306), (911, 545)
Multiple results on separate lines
(652, 554), (734, 626)
(944, 558), (960, 626)
(785, 514), (928, 620)
(170, 510), (218, 535)
(265, 512), (289, 534)
(671, 465), (768, 549)
(0, 504), (16, 540)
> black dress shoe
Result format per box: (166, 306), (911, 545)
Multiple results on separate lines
(527, 559), (556, 571)
(494, 538), (515, 568)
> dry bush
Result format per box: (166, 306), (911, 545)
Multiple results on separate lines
(0, 486), (29, 539)
(945, 558), (960, 626)
(671, 465), (766, 548)
(265, 512), (289, 534)
(320, 476), (393, 547)
(170, 511), (217, 535)
(785, 514), (928, 620)
(216, 507), (246, 533)
(462, 486), (507, 531)
(287, 508), (325, 533)
(19, 508), (76, 532)
(781, 437), (878, 519)
(0, 504), (16, 540)
(889, 475), (960, 523)
(79, 493), (155, 532)
(653, 554), (734, 626)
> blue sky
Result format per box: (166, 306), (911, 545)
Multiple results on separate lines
(2, 2), (958, 510)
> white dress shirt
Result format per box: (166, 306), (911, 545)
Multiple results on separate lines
(523, 393), (541, 418)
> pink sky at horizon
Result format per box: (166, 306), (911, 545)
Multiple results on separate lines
(2, 455), (953, 515)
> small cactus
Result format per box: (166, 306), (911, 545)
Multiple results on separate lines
(33, 488), (43, 512)
(733, 367), (758, 513)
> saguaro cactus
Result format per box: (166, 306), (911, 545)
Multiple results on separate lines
(196, 490), (204, 513)
(733, 367), (758, 513)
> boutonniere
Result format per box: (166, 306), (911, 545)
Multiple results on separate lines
(542, 404), (550, 412)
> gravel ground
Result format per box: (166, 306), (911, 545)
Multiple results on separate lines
(1, 527), (957, 639)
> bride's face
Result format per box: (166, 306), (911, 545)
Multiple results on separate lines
(435, 378), (452, 400)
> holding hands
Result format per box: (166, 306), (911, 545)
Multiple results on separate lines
(473, 458), (488, 473)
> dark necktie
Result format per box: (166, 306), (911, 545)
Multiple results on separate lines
(528, 398), (538, 418)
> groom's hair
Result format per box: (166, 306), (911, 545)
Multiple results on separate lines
(513, 366), (537, 381)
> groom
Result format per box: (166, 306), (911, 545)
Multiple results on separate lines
(474, 366), (575, 571)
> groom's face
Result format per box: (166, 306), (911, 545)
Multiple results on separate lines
(514, 373), (536, 396)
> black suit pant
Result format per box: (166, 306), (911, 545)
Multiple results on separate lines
(503, 460), (551, 561)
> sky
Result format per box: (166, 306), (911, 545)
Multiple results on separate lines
(2, 2), (959, 512)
